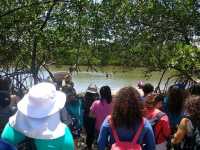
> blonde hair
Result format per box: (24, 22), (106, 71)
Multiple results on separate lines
(144, 92), (156, 108)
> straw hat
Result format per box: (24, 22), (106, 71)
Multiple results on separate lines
(191, 76), (200, 83)
(86, 84), (99, 94)
(17, 82), (66, 118)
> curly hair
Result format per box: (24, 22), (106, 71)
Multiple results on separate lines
(186, 95), (200, 125)
(112, 86), (143, 129)
(145, 92), (155, 108)
(142, 83), (154, 95)
(167, 85), (183, 117)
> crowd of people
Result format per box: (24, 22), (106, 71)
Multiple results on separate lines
(0, 76), (200, 150)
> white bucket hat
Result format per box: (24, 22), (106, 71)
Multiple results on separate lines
(9, 111), (66, 139)
(9, 82), (67, 139)
(17, 82), (66, 118)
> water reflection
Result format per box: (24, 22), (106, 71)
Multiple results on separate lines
(43, 66), (173, 93)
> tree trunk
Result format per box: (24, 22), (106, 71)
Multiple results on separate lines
(31, 41), (37, 85)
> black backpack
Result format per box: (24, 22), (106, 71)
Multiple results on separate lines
(148, 112), (166, 144)
(66, 108), (81, 139)
(15, 137), (37, 150)
(182, 123), (200, 150)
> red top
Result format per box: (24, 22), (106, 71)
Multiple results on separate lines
(144, 108), (170, 144)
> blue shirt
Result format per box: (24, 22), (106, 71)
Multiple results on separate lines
(97, 117), (155, 150)
(0, 138), (16, 150)
(162, 97), (184, 123)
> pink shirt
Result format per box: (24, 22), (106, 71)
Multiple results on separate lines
(90, 100), (114, 131)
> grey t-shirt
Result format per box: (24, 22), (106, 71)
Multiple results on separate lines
(0, 106), (17, 136)
(59, 107), (72, 126)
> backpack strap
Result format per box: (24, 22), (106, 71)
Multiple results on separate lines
(108, 115), (120, 143)
(133, 117), (145, 142)
(153, 112), (166, 144)
(151, 112), (166, 125)
(154, 112), (166, 120)
(15, 136), (37, 150)
(108, 116), (145, 143)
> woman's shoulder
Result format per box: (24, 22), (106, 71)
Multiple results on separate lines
(35, 127), (74, 150)
(184, 118), (194, 131)
(106, 117), (151, 129)
(101, 116), (111, 128)
(1, 123), (26, 146)
(143, 118), (153, 130)
(2, 125), (74, 149)
(92, 100), (101, 105)
(145, 108), (161, 118)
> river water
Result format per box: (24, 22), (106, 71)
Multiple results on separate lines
(42, 66), (173, 93)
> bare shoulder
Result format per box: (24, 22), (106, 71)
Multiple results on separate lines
(178, 118), (187, 130)
(11, 95), (20, 100)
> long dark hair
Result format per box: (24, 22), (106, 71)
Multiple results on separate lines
(84, 92), (99, 109)
(167, 85), (183, 117)
(100, 86), (112, 105)
(0, 91), (11, 108)
(0, 77), (11, 93)
(112, 86), (143, 129)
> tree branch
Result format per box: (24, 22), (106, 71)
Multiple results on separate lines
(40, 3), (56, 30)
(184, 35), (190, 45)
(0, 1), (52, 19)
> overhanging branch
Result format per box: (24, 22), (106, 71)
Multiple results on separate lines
(0, 1), (52, 19)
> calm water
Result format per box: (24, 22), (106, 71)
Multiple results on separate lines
(42, 66), (173, 93)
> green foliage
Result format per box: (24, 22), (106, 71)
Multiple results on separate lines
(0, 0), (200, 86)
